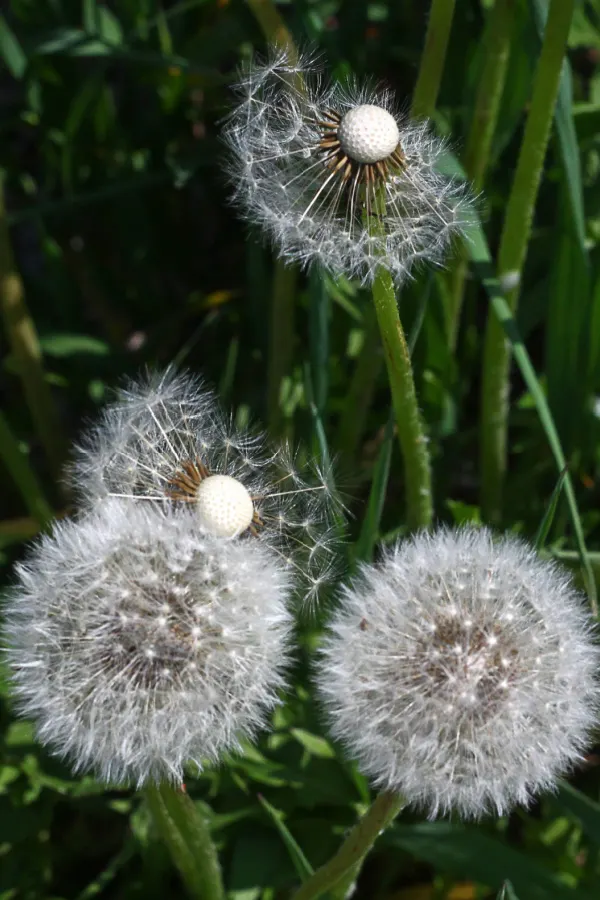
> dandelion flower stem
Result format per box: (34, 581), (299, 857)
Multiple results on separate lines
(480, 0), (575, 524)
(372, 263), (433, 531)
(446, 0), (514, 348)
(145, 783), (225, 900)
(411, 0), (457, 119)
(291, 791), (406, 900)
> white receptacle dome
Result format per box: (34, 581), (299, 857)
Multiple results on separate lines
(337, 105), (400, 164)
(196, 474), (254, 538)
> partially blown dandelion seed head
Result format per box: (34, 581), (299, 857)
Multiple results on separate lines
(317, 527), (599, 819)
(223, 47), (472, 285)
(68, 368), (341, 608)
(4, 500), (293, 786)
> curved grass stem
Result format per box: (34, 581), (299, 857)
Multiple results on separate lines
(480, 0), (576, 523)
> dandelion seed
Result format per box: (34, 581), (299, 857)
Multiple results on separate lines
(317, 527), (599, 819)
(223, 47), (472, 285)
(4, 500), (293, 786)
(69, 368), (342, 608)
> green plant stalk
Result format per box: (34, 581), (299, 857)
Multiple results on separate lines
(411, 0), (457, 119)
(372, 266), (433, 530)
(0, 178), (64, 480)
(145, 783), (224, 900)
(447, 0), (514, 348)
(267, 261), (297, 436)
(291, 791), (406, 900)
(0, 411), (53, 528)
(480, 0), (575, 524)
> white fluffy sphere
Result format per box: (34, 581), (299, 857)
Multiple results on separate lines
(4, 500), (293, 786)
(196, 474), (254, 538)
(338, 104), (400, 164)
(318, 527), (599, 819)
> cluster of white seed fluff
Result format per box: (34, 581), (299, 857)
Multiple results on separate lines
(5, 500), (293, 787)
(318, 527), (599, 819)
(69, 368), (341, 608)
(223, 47), (472, 286)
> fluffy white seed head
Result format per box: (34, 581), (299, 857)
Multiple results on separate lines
(4, 500), (293, 786)
(337, 105), (400, 164)
(223, 47), (472, 286)
(68, 368), (342, 609)
(318, 527), (600, 819)
(196, 474), (254, 537)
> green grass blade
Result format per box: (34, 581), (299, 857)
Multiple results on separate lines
(353, 410), (394, 566)
(257, 794), (314, 882)
(0, 412), (53, 528)
(534, 464), (568, 550)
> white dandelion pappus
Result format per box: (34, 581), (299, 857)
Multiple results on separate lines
(317, 527), (600, 819)
(4, 499), (293, 786)
(223, 47), (472, 285)
(68, 368), (341, 608)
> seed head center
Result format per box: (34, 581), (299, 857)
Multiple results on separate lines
(337, 105), (400, 164)
(195, 474), (254, 538)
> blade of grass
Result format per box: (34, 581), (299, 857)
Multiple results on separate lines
(353, 410), (394, 566)
(257, 794), (314, 883)
(411, 0), (457, 119)
(0, 412), (53, 528)
(0, 176), (65, 481)
(534, 464), (568, 550)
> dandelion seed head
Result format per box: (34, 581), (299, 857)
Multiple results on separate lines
(68, 368), (342, 609)
(223, 47), (473, 286)
(317, 527), (600, 819)
(4, 499), (293, 786)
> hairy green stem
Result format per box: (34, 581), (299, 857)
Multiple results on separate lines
(145, 783), (224, 900)
(291, 791), (406, 900)
(372, 267), (433, 530)
(447, 0), (514, 348)
(480, 0), (575, 524)
(267, 261), (297, 437)
(0, 178), (65, 480)
(411, 0), (457, 119)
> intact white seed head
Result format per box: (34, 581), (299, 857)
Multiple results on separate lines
(337, 104), (400, 164)
(196, 474), (254, 538)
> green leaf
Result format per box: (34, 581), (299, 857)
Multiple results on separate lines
(0, 14), (27, 79)
(0, 412), (53, 527)
(534, 464), (568, 550)
(388, 823), (593, 899)
(553, 781), (600, 845)
(257, 794), (314, 883)
(39, 333), (110, 357)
